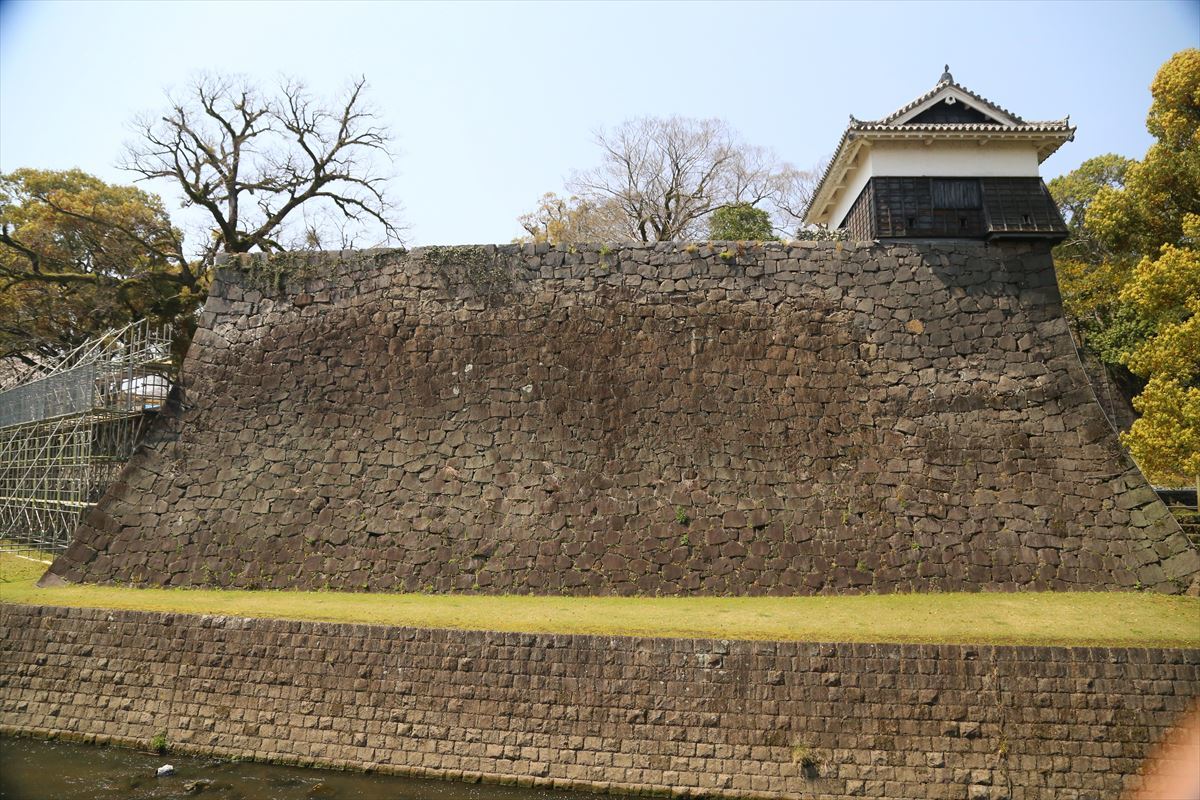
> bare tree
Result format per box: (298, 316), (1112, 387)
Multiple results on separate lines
(557, 116), (817, 242)
(567, 117), (732, 242)
(123, 73), (402, 259)
(772, 161), (825, 236)
(516, 192), (629, 245)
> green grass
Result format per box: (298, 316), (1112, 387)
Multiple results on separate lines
(2, 552), (1198, 646)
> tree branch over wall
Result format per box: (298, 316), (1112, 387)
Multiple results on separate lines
(122, 73), (403, 255)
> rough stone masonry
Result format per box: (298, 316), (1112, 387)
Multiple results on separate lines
(45, 240), (1200, 594)
(2, 605), (1197, 800)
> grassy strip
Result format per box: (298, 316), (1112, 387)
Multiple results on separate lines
(2, 553), (1198, 646)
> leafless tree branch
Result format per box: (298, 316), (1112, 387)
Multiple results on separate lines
(562, 116), (817, 243)
(122, 73), (403, 260)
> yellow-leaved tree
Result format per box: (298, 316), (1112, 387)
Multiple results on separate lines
(0, 168), (201, 370)
(1087, 49), (1200, 492)
(1120, 224), (1200, 493)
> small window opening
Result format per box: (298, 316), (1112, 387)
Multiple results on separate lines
(1021, 214), (1032, 225)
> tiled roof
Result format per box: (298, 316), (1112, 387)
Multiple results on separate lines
(802, 73), (1075, 226)
(848, 121), (1072, 133)
(876, 78), (1027, 125)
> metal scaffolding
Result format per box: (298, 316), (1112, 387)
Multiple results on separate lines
(0, 320), (173, 554)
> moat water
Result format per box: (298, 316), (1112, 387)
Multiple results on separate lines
(0, 738), (600, 800)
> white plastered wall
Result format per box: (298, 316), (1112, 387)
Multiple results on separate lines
(828, 142), (1041, 228)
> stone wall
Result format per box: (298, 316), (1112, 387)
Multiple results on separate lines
(1, 605), (1196, 799)
(46, 240), (1199, 594)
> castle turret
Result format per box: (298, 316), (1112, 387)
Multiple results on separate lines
(803, 67), (1074, 241)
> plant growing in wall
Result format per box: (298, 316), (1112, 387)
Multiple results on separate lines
(790, 740), (823, 778)
(421, 245), (515, 300)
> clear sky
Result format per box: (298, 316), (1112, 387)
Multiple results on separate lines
(1, 0), (1196, 247)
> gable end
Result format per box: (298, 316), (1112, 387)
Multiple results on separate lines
(906, 100), (994, 125)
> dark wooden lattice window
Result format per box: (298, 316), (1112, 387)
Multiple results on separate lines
(931, 179), (982, 209)
(858, 176), (1066, 241)
(982, 178), (1069, 235)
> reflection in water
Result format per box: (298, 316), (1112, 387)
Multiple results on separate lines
(0, 738), (600, 800)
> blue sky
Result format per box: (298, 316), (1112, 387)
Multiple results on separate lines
(1, 0), (1196, 247)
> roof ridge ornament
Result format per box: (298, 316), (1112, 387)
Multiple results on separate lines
(940, 64), (954, 84)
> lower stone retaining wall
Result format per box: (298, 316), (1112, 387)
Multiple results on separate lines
(1, 604), (1196, 799)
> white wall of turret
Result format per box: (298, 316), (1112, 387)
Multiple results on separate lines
(828, 142), (1042, 228)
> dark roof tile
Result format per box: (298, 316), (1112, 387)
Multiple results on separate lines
(877, 78), (1028, 125)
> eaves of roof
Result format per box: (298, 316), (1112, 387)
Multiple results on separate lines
(803, 122), (1075, 227)
(848, 121), (1072, 134)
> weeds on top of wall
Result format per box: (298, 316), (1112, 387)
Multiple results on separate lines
(421, 245), (516, 300)
(234, 249), (402, 295)
(793, 227), (850, 241)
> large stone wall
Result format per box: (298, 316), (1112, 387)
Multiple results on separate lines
(46, 240), (1199, 594)
(2, 604), (1197, 799)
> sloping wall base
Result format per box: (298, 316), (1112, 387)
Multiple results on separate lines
(47, 241), (1199, 594)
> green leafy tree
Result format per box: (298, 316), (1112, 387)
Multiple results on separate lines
(708, 202), (776, 241)
(1048, 153), (1134, 262)
(0, 168), (200, 369)
(1049, 156), (1150, 408)
(1126, 376), (1200, 495)
(1087, 49), (1200, 256)
(1076, 49), (1200, 488)
(1120, 222), (1200, 492)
